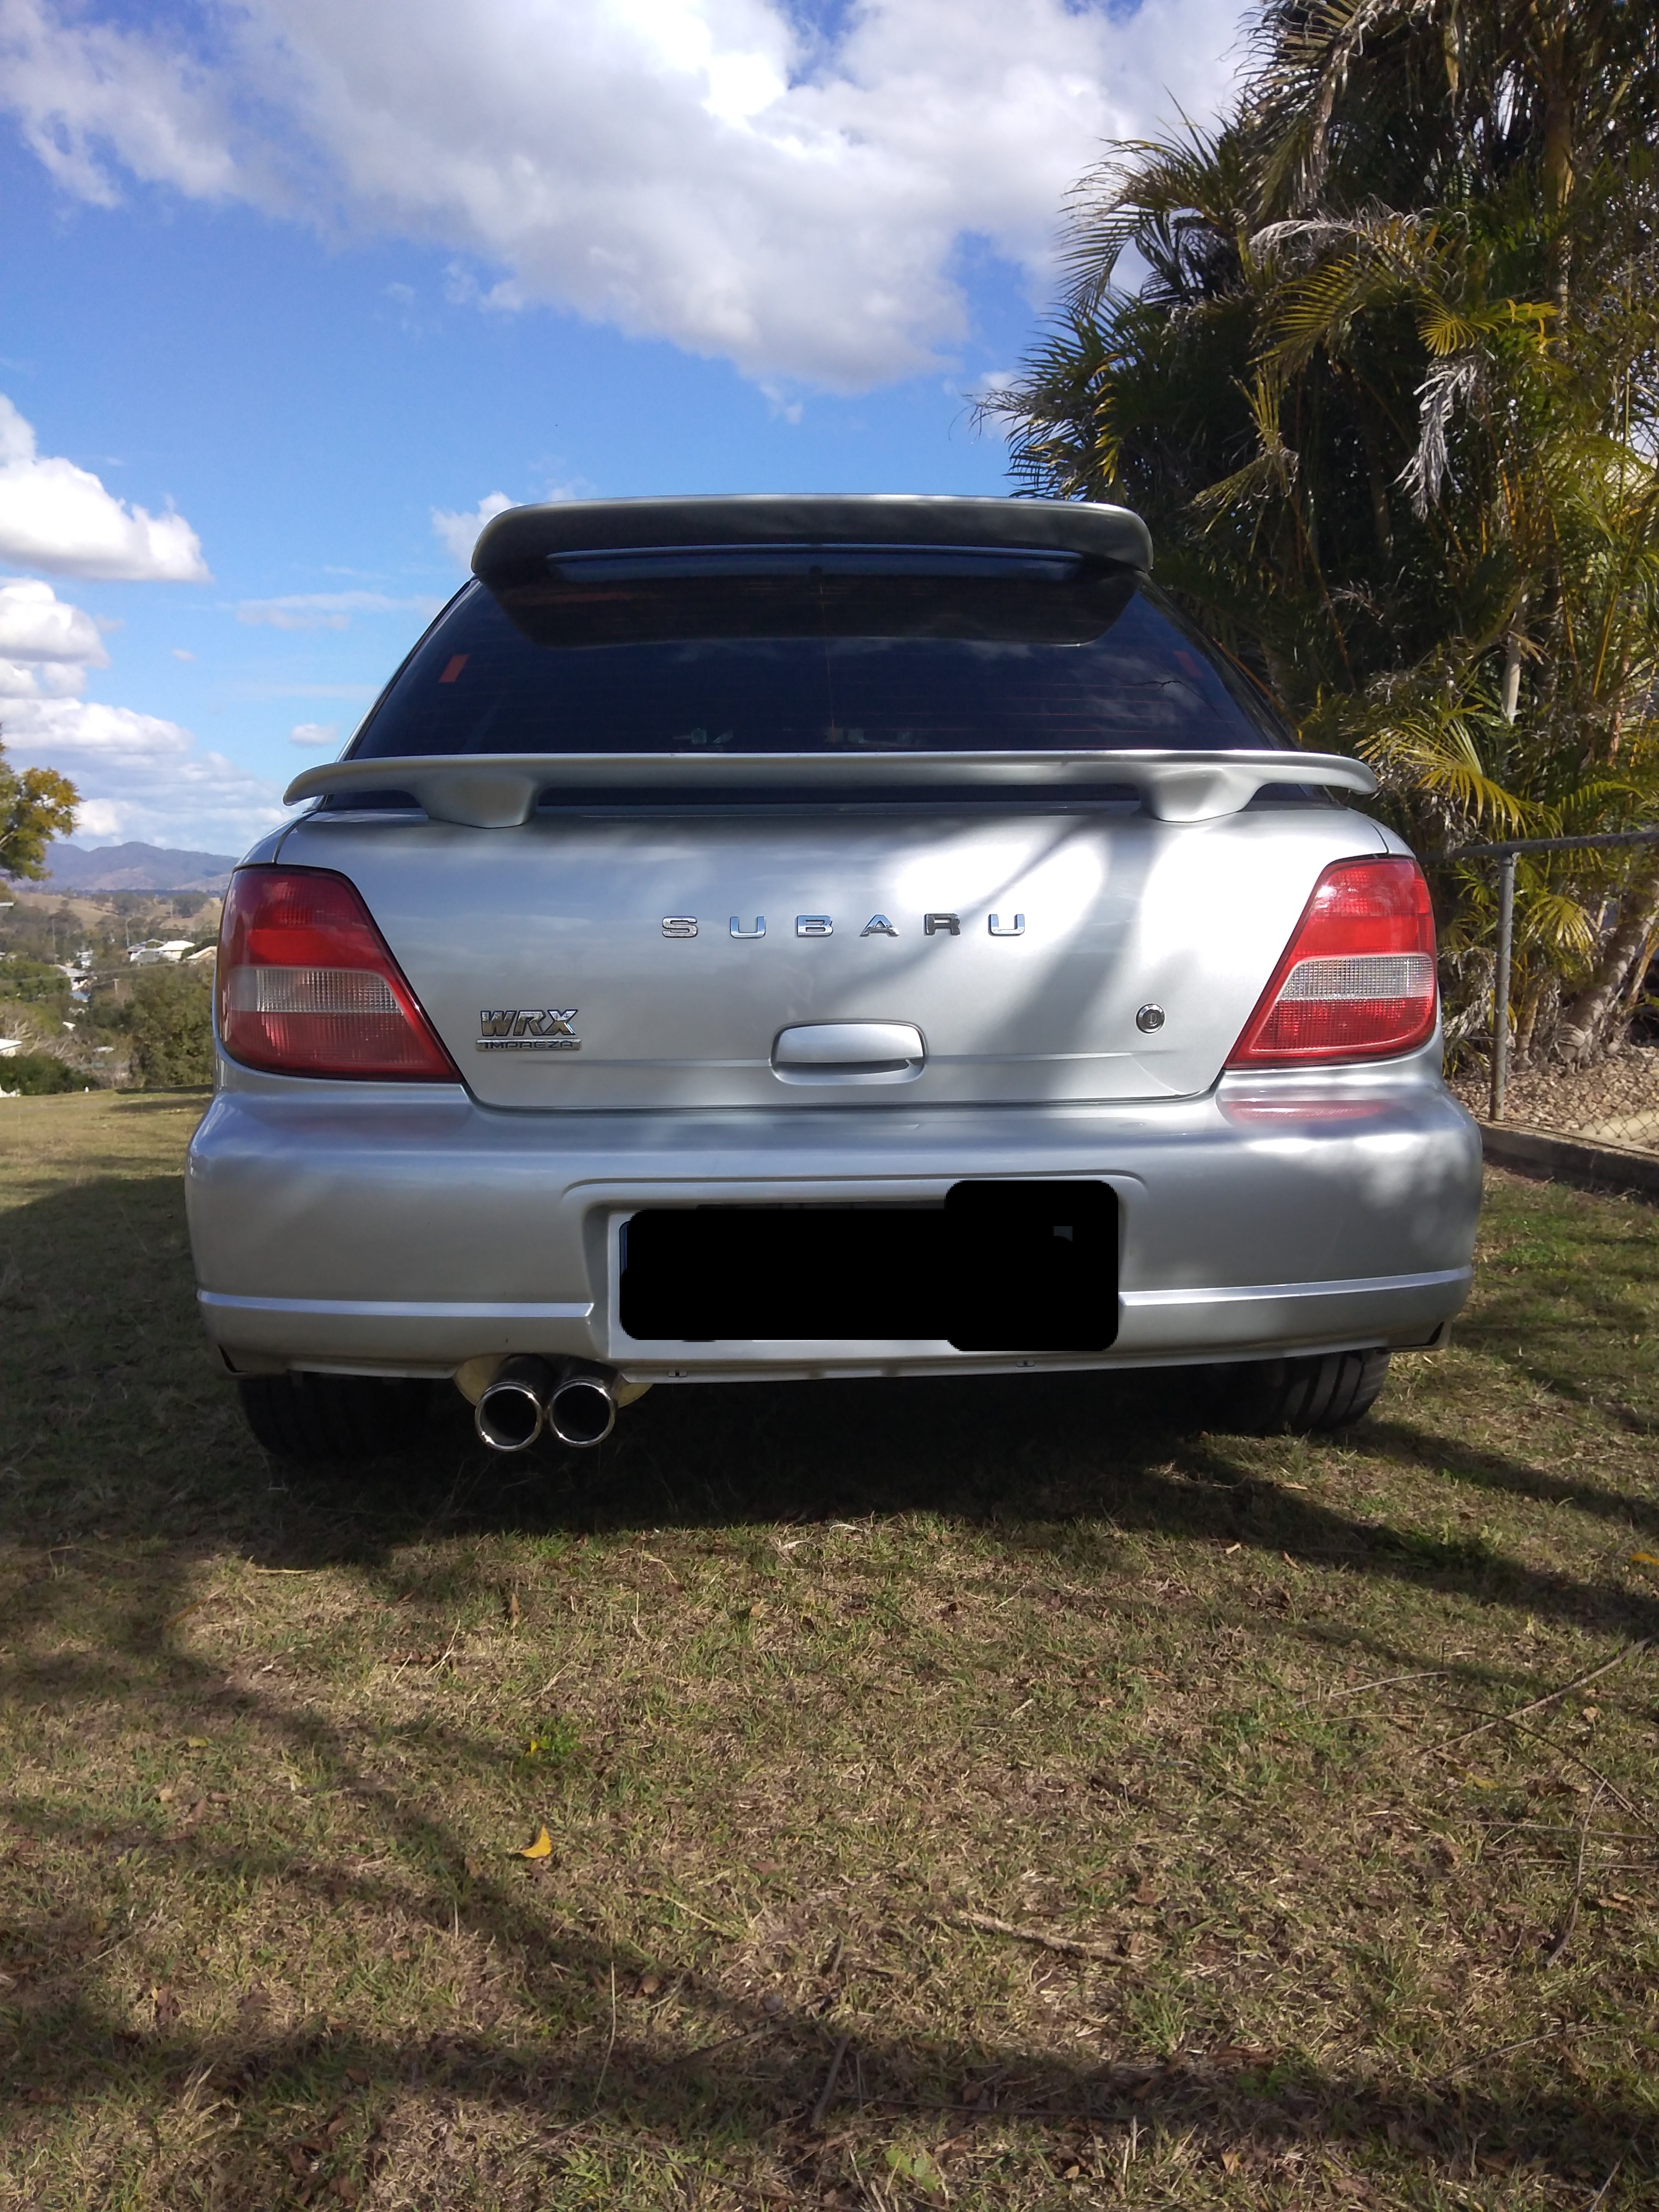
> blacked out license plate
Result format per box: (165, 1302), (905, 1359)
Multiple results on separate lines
(618, 1181), (1117, 1352)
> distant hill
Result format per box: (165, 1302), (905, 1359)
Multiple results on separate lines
(40, 841), (241, 894)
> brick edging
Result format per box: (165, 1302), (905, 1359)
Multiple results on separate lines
(1479, 1119), (1659, 1198)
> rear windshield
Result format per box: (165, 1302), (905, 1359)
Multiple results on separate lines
(348, 547), (1288, 760)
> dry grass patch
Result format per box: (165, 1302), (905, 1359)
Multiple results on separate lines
(2, 1091), (1658, 2207)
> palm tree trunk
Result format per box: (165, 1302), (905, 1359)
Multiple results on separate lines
(1501, 634), (1523, 722)
(1557, 856), (1659, 1062)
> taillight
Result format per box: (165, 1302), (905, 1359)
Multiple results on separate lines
(1227, 857), (1437, 1066)
(217, 867), (460, 1080)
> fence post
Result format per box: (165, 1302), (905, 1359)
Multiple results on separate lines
(1490, 850), (1515, 1122)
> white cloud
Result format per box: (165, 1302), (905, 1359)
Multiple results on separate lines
(0, 576), (112, 699)
(0, 569), (274, 850)
(289, 720), (338, 746)
(2, 691), (286, 850)
(0, 576), (106, 668)
(237, 588), (440, 630)
(0, 0), (1244, 389)
(0, 654), (91, 699)
(73, 797), (126, 839)
(171, 645), (195, 660)
(432, 492), (514, 568)
(0, 391), (210, 580)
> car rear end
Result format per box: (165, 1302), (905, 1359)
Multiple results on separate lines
(186, 496), (1481, 1452)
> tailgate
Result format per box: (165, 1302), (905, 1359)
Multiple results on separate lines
(279, 805), (1386, 1111)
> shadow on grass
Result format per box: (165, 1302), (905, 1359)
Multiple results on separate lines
(107, 1088), (214, 1113)
(2, 1612), (1654, 2199)
(1457, 1203), (1659, 1439)
(4, 1168), (1658, 2197)
(182, 1367), (1659, 1659)
(1362, 1415), (1659, 1538)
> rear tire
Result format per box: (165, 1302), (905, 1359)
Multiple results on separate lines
(236, 1372), (436, 1462)
(1211, 1347), (1391, 1436)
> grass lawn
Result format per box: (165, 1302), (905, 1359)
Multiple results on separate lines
(3, 1091), (1658, 2210)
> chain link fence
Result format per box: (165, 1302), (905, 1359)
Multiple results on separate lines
(1436, 827), (1659, 1151)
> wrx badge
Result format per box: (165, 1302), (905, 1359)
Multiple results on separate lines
(477, 1009), (580, 1052)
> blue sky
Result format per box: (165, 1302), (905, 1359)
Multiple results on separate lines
(0, 0), (1241, 854)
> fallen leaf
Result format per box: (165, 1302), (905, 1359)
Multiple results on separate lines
(637, 1973), (662, 1996)
(512, 1825), (554, 1860)
(1630, 1552), (1659, 1569)
(165, 1600), (204, 1629)
(156, 1786), (175, 1803)
(345, 2067), (371, 2087)
(184, 1736), (211, 1749)
(884, 2145), (945, 2193)
(152, 1984), (181, 2029)
(1221, 2149), (1242, 2173)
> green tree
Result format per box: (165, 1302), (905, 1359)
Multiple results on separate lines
(986, 0), (1659, 1064)
(1, 1051), (81, 1095)
(0, 732), (79, 882)
(128, 964), (215, 1088)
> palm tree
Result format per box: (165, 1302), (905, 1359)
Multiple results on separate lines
(986, 0), (1659, 1063)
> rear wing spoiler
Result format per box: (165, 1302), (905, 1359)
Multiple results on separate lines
(284, 751), (1377, 828)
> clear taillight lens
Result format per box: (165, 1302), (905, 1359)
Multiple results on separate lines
(1227, 857), (1438, 1066)
(217, 866), (459, 1080)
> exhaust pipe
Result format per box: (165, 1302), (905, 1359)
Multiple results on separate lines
(471, 1356), (619, 1452)
(474, 1355), (556, 1452)
(547, 1371), (616, 1447)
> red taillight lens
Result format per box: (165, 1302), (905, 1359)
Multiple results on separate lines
(217, 867), (460, 1080)
(1227, 857), (1438, 1066)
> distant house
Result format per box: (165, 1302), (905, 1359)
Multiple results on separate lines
(127, 940), (198, 966)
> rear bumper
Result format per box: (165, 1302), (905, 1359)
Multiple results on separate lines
(186, 1051), (1482, 1380)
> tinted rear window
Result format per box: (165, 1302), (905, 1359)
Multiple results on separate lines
(349, 547), (1287, 760)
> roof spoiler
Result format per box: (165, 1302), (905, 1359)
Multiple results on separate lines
(471, 494), (1155, 574)
(283, 750), (1377, 828)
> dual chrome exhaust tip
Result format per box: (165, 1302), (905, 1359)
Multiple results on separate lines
(473, 1356), (618, 1452)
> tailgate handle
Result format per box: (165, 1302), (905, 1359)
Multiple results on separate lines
(772, 1021), (926, 1084)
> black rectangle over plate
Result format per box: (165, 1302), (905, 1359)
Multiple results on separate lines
(618, 1182), (1117, 1351)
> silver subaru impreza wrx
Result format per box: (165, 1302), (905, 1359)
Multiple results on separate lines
(185, 495), (1482, 1459)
